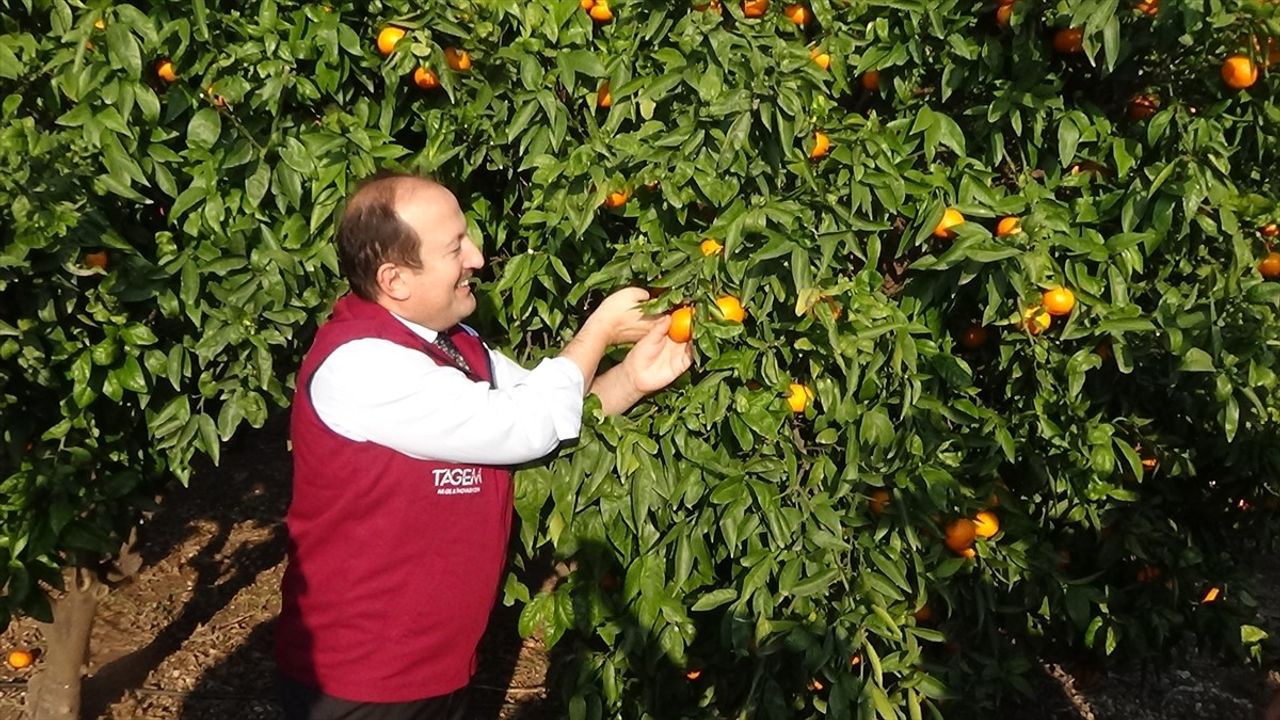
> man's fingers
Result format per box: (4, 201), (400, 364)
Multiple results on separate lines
(615, 286), (651, 306)
(647, 315), (672, 340)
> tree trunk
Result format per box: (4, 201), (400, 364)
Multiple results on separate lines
(24, 568), (107, 720)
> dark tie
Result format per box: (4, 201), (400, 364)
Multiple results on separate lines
(434, 332), (472, 373)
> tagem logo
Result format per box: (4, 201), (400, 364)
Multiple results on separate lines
(432, 467), (484, 495)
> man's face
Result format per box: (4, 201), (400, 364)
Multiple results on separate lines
(393, 183), (485, 330)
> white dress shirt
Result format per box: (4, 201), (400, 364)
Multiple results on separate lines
(310, 313), (585, 465)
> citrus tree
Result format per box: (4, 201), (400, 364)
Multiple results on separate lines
(2, 0), (1279, 718)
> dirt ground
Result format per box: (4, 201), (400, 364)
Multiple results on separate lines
(1, 415), (1277, 719)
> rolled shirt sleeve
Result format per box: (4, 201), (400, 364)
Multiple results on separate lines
(309, 338), (584, 466)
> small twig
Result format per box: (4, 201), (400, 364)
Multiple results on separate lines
(0, 681), (30, 690)
(210, 612), (257, 631)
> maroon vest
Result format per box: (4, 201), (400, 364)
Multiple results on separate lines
(274, 294), (514, 703)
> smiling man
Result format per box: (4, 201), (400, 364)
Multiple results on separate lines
(274, 172), (692, 720)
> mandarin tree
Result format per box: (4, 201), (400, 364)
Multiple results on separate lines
(2, 1), (1280, 719)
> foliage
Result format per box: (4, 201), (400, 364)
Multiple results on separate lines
(2, 0), (1280, 717)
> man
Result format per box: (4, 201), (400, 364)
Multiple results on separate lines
(274, 171), (692, 719)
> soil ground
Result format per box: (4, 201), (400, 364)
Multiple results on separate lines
(1, 415), (1277, 719)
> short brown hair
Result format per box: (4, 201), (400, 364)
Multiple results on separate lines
(335, 171), (430, 301)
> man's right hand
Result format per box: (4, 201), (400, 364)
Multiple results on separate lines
(585, 287), (661, 346)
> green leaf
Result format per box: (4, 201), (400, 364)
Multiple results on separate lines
(197, 413), (220, 465)
(1177, 348), (1215, 373)
(1241, 625), (1269, 645)
(116, 355), (148, 393)
(791, 568), (839, 597)
(187, 109), (223, 151)
(105, 23), (142, 77)
(120, 324), (158, 346)
(691, 588), (737, 611)
(1058, 116), (1081, 167)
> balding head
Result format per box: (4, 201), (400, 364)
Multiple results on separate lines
(335, 171), (485, 329)
(336, 172), (441, 301)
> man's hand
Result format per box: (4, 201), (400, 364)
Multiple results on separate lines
(589, 316), (694, 416)
(585, 287), (661, 346)
(620, 316), (694, 395)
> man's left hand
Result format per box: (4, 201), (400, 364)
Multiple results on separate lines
(621, 316), (694, 395)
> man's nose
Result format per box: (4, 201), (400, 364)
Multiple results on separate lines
(465, 238), (485, 270)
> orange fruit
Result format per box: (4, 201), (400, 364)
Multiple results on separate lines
(1053, 28), (1085, 54)
(860, 69), (880, 92)
(1020, 306), (1051, 335)
(944, 518), (977, 555)
(932, 207), (964, 239)
(1259, 252), (1280, 279)
(155, 59), (177, 83)
(995, 4), (1013, 27)
(1201, 586), (1221, 604)
(1136, 565), (1161, 583)
(786, 383), (814, 413)
(700, 238), (723, 256)
(377, 26), (406, 56)
(83, 250), (109, 270)
(1261, 223), (1279, 238)
(912, 603), (934, 623)
(413, 67), (440, 90)
(668, 307), (694, 343)
(809, 47), (830, 70)
(685, 668), (703, 680)
(1221, 55), (1258, 90)
(807, 678), (825, 692)
(996, 216), (1021, 237)
(961, 547), (977, 559)
(869, 489), (891, 515)
(1128, 94), (1158, 120)
(6, 650), (33, 670)
(715, 295), (746, 323)
(1042, 287), (1076, 316)
(809, 131), (831, 159)
(742, 0), (768, 17)
(958, 323), (988, 350)
(581, 0), (595, 8)
(973, 510), (999, 539)
(589, 2), (614, 21)
(444, 47), (471, 71)
(597, 80), (612, 108)
(783, 3), (811, 24)
(1136, 0), (1158, 15)
(604, 189), (629, 208)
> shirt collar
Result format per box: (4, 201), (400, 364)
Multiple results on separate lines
(389, 311), (441, 343)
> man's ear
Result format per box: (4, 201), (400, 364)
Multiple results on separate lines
(375, 262), (410, 301)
